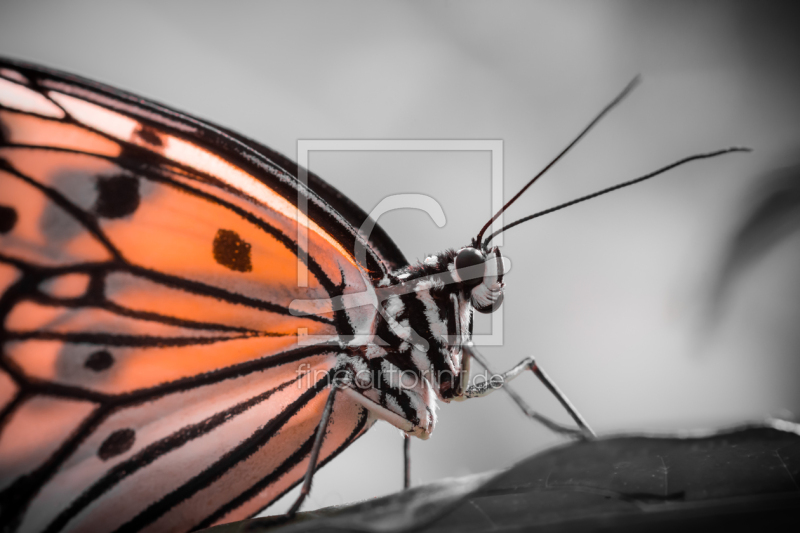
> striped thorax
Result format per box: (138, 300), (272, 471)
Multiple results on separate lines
(335, 246), (507, 439)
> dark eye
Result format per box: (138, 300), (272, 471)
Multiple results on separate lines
(454, 247), (485, 288)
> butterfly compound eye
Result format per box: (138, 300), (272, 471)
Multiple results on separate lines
(472, 248), (505, 314)
(454, 247), (485, 288)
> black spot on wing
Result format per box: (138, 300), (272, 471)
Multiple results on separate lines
(114, 371), (333, 533)
(0, 205), (17, 233)
(213, 229), (252, 272)
(40, 374), (307, 533)
(98, 428), (135, 460)
(133, 125), (162, 147)
(93, 175), (140, 219)
(84, 350), (114, 372)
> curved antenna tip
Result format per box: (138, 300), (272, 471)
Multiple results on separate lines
(618, 75), (642, 97)
(483, 145), (752, 247)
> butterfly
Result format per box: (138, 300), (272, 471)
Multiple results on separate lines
(0, 57), (747, 533)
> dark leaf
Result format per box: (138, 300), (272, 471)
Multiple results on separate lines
(206, 420), (800, 533)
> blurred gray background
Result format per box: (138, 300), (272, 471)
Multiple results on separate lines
(2, 0), (799, 515)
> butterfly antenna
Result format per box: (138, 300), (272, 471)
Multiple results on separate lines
(474, 76), (641, 247)
(483, 146), (752, 246)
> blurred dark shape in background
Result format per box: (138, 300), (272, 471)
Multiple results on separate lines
(711, 160), (800, 321)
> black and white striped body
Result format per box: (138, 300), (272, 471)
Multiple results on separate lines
(336, 247), (506, 439)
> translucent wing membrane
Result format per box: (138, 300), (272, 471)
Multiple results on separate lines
(0, 58), (388, 532)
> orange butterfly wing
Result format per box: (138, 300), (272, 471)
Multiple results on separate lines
(0, 58), (402, 532)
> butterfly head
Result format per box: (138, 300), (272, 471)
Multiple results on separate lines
(451, 245), (506, 314)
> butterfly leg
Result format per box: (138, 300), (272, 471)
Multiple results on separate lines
(403, 435), (411, 489)
(462, 343), (595, 439)
(286, 378), (341, 517)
